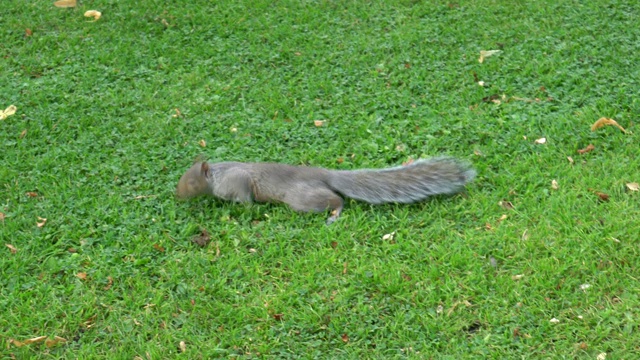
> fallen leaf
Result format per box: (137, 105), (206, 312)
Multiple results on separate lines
(512, 274), (524, 280)
(567, 156), (574, 164)
(172, 108), (182, 118)
(26, 192), (38, 198)
(36, 216), (47, 228)
(20, 129), (27, 138)
(272, 313), (284, 321)
(534, 137), (546, 144)
(152, 243), (165, 252)
(53, 0), (76, 8)
(313, 120), (325, 127)
(591, 190), (610, 202)
(626, 182), (639, 192)
(577, 144), (595, 154)
(499, 200), (514, 210)
(342, 262), (348, 275)
(45, 336), (67, 348)
(6, 244), (18, 254)
(478, 50), (501, 63)
(76, 272), (87, 280)
(578, 342), (588, 350)
(103, 276), (113, 290)
(0, 212), (5, 222)
(591, 117), (627, 133)
(597, 353), (607, 360)
(25, 28), (33, 37)
(9, 336), (47, 347)
(549, 318), (560, 324)
(551, 179), (559, 190)
(191, 229), (211, 247)
(521, 229), (529, 241)
(477, 81), (485, 87)
(179, 341), (186, 353)
(341, 333), (349, 343)
(84, 10), (102, 21)
(497, 214), (508, 222)
(198, 139), (206, 147)
(0, 105), (17, 120)
(230, 127), (238, 133)
(382, 231), (395, 241)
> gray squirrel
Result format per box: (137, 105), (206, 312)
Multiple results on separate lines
(176, 157), (476, 224)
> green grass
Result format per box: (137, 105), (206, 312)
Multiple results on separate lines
(2, 0), (639, 358)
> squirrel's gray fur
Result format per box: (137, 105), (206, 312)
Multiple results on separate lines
(176, 157), (476, 224)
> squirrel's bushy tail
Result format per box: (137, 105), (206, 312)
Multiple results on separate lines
(327, 157), (476, 204)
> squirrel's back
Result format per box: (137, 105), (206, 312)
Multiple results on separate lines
(327, 157), (475, 204)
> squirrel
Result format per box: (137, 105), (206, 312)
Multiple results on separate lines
(176, 157), (476, 224)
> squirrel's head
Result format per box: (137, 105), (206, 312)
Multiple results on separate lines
(175, 162), (211, 199)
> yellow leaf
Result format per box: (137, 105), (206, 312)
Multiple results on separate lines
(313, 120), (325, 127)
(198, 139), (206, 147)
(626, 182), (639, 192)
(37, 216), (47, 228)
(0, 105), (17, 120)
(84, 10), (102, 21)
(534, 137), (546, 144)
(54, 0), (76, 8)
(591, 117), (627, 133)
(479, 50), (501, 63)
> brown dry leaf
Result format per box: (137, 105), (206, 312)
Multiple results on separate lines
(179, 341), (186, 353)
(595, 192), (610, 202)
(0, 105), (17, 120)
(26, 192), (38, 198)
(9, 336), (48, 347)
(342, 261), (348, 275)
(103, 276), (113, 290)
(25, 28), (33, 37)
(53, 0), (76, 8)
(591, 117), (627, 134)
(198, 139), (206, 147)
(313, 120), (325, 127)
(589, 189), (610, 202)
(152, 243), (165, 252)
(84, 10), (102, 21)
(36, 216), (47, 228)
(478, 50), (501, 63)
(0, 212), (5, 222)
(534, 137), (546, 144)
(172, 108), (182, 118)
(272, 313), (284, 321)
(341, 333), (349, 343)
(6, 244), (18, 254)
(577, 144), (595, 154)
(76, 272), (88, 280)
(551, 179), (559, 190)
(45, 336), (67, 348)
(191, 229), (211, 247)
(20, 129), (27, 138)
(626, 182), (639, 192)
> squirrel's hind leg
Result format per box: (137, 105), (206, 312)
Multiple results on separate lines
(283, 187), (344, 225)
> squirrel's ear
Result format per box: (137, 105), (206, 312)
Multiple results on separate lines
(200, 162), (210, 177)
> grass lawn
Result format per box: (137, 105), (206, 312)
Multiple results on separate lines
(2, 0), (639, 358)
